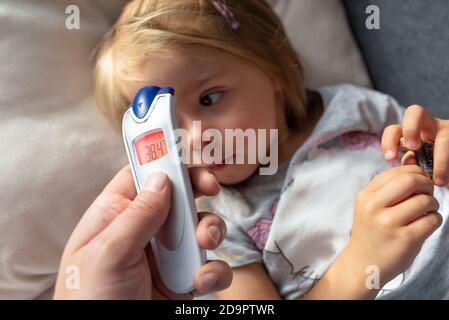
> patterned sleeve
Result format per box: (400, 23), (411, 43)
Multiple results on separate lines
(196, 188), (263, 268)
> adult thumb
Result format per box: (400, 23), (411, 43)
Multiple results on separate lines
(100, 171), (171, 253)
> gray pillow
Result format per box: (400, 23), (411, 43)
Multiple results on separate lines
(344, 0), (449, 118)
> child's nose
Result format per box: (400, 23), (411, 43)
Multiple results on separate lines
(176, 114), (197, 146)
(178, 116), (216, 151)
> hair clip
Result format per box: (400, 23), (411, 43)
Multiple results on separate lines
(210, 0), (240, 32)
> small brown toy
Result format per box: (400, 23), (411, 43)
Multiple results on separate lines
(399, 138), (434, 178)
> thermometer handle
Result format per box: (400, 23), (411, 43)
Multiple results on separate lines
(122, 86), (206, 293)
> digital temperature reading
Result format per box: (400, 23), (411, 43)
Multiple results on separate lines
(133, 129), (168, 165)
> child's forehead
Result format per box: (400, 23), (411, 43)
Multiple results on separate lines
(145, 46), (234, 71)
(136, 46), (241, 85)
(125, 48), (235, 100)
(141, 54), (224, 85)
(146, 52), (217, 74)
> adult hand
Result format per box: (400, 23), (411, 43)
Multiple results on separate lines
(54, 165), (232, 299)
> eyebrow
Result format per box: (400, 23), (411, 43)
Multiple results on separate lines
(189, 68), (226, 93)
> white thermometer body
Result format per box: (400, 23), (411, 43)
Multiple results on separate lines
(122, 86), (206, 294)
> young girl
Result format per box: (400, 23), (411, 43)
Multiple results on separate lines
(94, 0), (449, 299)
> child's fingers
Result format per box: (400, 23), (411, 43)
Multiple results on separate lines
(366, 165), (427, 192)
(390, 194), (440, 226)
(403, 211), (442, 242)
(382, 124), (402, 160)
(402, 105), (437, 150)
(433, 125), (449, 186)
(401, 150), (418, 166)
(372, 172), (434, 207)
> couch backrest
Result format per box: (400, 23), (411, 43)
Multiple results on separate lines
(344, 0), (449, 118)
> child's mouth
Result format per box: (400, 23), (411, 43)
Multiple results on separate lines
(207, 154), (235, 171)
(209, 163), (228, 171)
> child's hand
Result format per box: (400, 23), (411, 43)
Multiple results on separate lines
(347, 165), (442, 287)
(381, 104), (449, 186)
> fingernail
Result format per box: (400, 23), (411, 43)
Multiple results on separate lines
(384, 150), (395, 160)
(405, 139), (419, 150)
(143, 171), (167, 192)
(199, 272), (218, 291)
(429, 213), (441, 226)
(434, 177), (446, 187)
(208, 225), (222, 244)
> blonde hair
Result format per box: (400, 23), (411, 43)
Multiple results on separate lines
(94, 0), (308, 130)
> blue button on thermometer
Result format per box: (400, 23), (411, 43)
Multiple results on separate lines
(122, 86), (206, 294)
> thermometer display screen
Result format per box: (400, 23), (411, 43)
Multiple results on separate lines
(134, 129), (168, 165)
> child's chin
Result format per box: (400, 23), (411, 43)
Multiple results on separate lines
(215, 164), (260, 185)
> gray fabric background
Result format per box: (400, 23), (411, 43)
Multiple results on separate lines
(344, 0), (449, 118)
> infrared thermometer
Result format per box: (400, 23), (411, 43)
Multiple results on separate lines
(122, 86), (206, 294)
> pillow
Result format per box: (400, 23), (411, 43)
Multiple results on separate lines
(0, 0), (128, 299)
(344, 0), (449, 118)
(0, 0), (370, 299)
(267, 0), (372, 89)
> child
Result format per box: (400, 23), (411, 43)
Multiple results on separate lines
(94, 0), (449, 299)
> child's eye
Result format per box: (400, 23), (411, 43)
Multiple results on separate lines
(199, 91), (223, 107)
